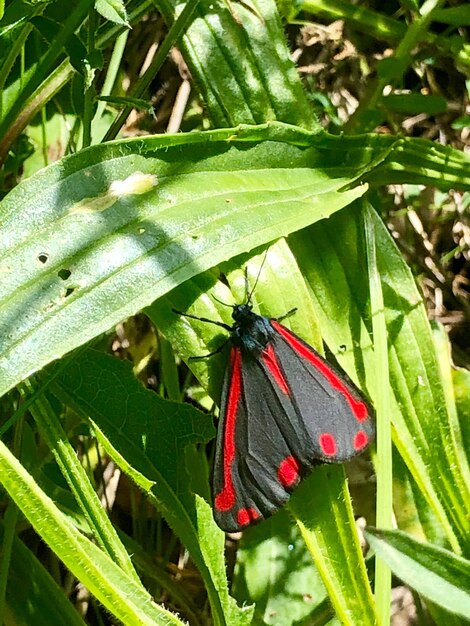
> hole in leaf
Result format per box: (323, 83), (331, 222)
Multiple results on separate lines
(64, 287), (76, 298)
(58, 268), (71, 280)
(38, 253), (49, 264)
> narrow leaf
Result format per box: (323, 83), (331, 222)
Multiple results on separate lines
(365, 527), (470, 620)
(0, 439), (187, 625)
(0, 521), (86, 626)
(290, 207), (470, 553)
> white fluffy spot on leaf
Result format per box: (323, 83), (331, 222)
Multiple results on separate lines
(69, 172), (158, 214)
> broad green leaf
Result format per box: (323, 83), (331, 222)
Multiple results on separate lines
(372, 211), (470, 553)
(158, 0), (319, 130)
(0, 438), (186, 626)
(365, 527), (470, 620)
(432, 322), (470, 474)
(427, 603), (469, 626)
(392, 452), (447, 548)
(233, 509), (332, 626)
(51, 348), (252, 626)
(364, 134), (470, 189)
(434, 5), (470, 26)
(52, 348), (213, 519)
(167, 0), (470, 190)
(0, 122), (389, 399)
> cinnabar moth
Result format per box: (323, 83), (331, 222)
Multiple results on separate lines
(174, 268), (374, 533)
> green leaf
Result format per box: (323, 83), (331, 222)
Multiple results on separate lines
(377, 57), (409, 81)
(0, 520), (87, 626)
(301, 0), (406, 43)
(158, 0), (319, 129)
(434, 6), (470, 26)
(453, 367), (470, 466)
(148, 239), (322, 401)
(392, 452), (447, 548)
(0, 438), (187, 625)
(52, 347), (253, 626)
(95, 0), (129, 27)
(319, 133), (470, 190)
(382, 94), (447, 115)
(233, 509), (331, 626)
(364, 201), (392, 624)
(290, 467), (377, 626)
(365, 527), (470, 620)
(289, 208), (470, 553)
(53, 349), (213, 520)
(0, 123), (386, 399)
(451, 115), (470, 130)
(31, 15), (97, 78)
(21, 382), (140, 583)
(98, 94), (154, 114)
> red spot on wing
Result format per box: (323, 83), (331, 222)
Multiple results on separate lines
(237, 507), (261, 527)
(214, 348), (242, 512)
(277, 456), (300, 487)
(354, 430), (368, 450)
(272, 322), (368, 422)
(319, 432), (337, 456)
(262, 344), (290, 395)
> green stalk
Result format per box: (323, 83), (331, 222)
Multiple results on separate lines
(92, 29), (130, 138)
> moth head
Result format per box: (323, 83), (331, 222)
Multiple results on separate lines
(232, 302), (253, 322)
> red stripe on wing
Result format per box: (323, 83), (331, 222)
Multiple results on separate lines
(262, 344), (290, 395)
(214, 347), (242, 512)
(272, 321), (368, 423)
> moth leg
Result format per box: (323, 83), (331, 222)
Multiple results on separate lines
(189, 338), (230, 361)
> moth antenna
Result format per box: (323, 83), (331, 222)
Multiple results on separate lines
(212, 294), (232, 308)
(246, 248), (269, 303)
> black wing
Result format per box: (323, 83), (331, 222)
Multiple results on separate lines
(212, 324), (374, 532)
